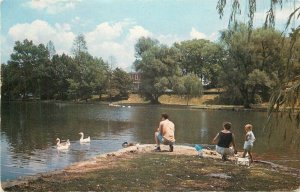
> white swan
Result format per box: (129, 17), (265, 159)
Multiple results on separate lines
(56, 138), (70, 150)
(79, 132), (91, 143)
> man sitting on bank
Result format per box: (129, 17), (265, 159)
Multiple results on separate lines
(154, 113), (175, 152)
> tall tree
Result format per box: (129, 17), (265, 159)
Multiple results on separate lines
(173, 74), (203, 105)
(72, 34), (88, 56)
(90, 57), (108, 100)
(217, 0), (300, 119)
(51, 53), (74, 100)
(111, 68), (133, 99)
(219, 24), (286, 108)
(174, 39), (223, 87)
(134, 37), (180, 104)
(46, 40), (56, 59)
(68, 34), (93, 101)
(5, 39), (49, 99)
(134, 37), (159, 60)
(107, 55), (117, 102)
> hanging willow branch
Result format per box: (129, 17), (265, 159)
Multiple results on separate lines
(216, 0), (300, 126)
(248, 0), (256, 27)
(285, 6), (300, 31)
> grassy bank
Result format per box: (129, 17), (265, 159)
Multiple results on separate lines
(116, 93), (220, 105)
(114, 94), (270, 111)
(4, 145), (299, 191)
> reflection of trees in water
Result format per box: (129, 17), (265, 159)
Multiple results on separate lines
(130, 106), (160, 143)
(2, 102), (299, 158)
(1, 102), (136, 156)
(2, 102), (52, 155)
(131, 107), (262, 146)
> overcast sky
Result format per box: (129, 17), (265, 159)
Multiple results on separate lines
(1, 0), (299, 70)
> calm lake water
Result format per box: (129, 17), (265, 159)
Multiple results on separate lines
(1, 102), (299, 181)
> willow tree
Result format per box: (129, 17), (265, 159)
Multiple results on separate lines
(134, 37), (180, 104)
(217, 0), (300, 122)
(219, 25), (288, 108)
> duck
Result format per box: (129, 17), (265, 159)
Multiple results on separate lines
(122, 142), (138, 148)
(56, 138), (70, 150)
(79, 132), (91, 143)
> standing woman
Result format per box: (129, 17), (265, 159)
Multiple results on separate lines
(213, 122), (237, 160)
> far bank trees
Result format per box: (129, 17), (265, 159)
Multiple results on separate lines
(219, 24), (289, 108)
(134, 37), (205, 104)
(1, 35), (132, 101)
(134, 37), (181, 104)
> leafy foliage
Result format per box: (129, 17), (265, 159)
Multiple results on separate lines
(219, 24), (289, 108)
(134, 37), (181, 104)
(174, 39), (223, 87)
(111, 68), (133, 99)
(175, 74), (203, 105)
(216, 0), (300, 107)
(1, 37), (119, 102)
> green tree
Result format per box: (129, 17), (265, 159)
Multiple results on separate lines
(4, 39), (50, 99)
(91, 57), (108, 100)
(217, 0), (300, 120)
(72, 34), (88, 55)
(1, 63), (21, 100)
(111, 68), (133, 99)
(134, 37), (180, 104)
(174, 39), (223, 87)
(174, 74), (203, 105)
(219, 24), (286, 108)
(51, 53), (74, 100)
(134, 37), (159, 59)
(68, 34), (93, 101)
(183, 75), (203, 105)
(46, 40), (56, 59)
(106, 56), (117, 102)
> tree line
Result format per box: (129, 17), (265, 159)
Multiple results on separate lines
(134, 23), (299, 107)
(1, 34), (132, 101)
(2, 23), (299, 108)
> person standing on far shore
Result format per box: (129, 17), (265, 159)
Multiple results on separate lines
(154, 113), (175, 152)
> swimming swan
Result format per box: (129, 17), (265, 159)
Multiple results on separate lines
(56, 138), (70, 150)
(79, 132), (91, 143)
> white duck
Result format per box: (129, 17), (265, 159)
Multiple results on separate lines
(56, 138), (70, 150)
(79, 132), (91, 143)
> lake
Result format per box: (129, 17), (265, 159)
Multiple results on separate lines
(1, 101), (299, 181)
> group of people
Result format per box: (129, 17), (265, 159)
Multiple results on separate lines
(154, 113), (256, 163)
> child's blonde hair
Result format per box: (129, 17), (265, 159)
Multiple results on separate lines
(245, 124), (253, 131)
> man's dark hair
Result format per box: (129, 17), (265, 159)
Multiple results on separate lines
(161, 113), (169, 119)
(223, 122), (232, 130)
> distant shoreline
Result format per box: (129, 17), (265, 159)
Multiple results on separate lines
(5, 93), (299, 113)
(2, 98), (271, 113)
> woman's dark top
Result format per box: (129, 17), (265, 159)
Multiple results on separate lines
(217, 132), (233, 148)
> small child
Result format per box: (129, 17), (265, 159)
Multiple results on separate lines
(242, 124), (256, 163)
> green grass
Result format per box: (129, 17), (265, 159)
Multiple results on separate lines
(5, 153), (300, 191)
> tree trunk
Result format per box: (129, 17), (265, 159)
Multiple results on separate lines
(186, 94), (190, 106)
(150, 94), (160, 104)
(240, 87), (251, 108)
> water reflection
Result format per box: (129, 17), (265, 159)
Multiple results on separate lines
(1, 102), (299, 182)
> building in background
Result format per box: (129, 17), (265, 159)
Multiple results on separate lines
(129, 72), (141, 92)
